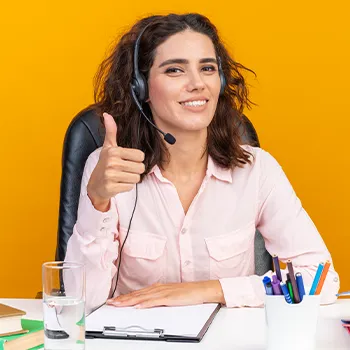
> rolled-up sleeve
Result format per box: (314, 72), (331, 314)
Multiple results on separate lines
(219, 148), (340, 307)
(64, 148), (119, 314)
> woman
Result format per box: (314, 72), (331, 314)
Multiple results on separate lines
(65, 13), (340, 314)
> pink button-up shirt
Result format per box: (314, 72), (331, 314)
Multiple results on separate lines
(65, 145), (340, 313)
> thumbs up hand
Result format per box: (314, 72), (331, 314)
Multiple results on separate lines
(102, 111), (118, 148)
(87, 112), (145, 212)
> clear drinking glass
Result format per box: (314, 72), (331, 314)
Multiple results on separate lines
(42, 261), (85, 350)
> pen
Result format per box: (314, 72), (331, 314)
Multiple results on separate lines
(271, 275), (282, 295)
(309, 262), (325, 295)
(286, 280), (294, 303)
(262, 276), (274, 295)
(295, 272), (305, 301)
(315, 260), (331, 295)
(272, 255), (282, 282)
(287, 260), (300, 303)
(280, 282), (293, 304)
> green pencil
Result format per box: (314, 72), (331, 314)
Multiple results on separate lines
(286, 280), (294, 303)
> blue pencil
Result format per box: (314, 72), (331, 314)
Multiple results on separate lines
(309, 262), (324, 295)
(280, 282), (293, 304)
(296, 272), (306, 301)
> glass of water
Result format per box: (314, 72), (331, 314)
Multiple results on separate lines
(42, 261), (85, 350)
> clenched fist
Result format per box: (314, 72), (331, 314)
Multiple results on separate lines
(87, 112), (145, 212)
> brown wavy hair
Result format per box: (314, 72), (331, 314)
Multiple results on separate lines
(94, 13), (257, 179)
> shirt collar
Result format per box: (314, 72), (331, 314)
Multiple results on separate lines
(206, 156), (233, 183)
(149, 155), (233, 184)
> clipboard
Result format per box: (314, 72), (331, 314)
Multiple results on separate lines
(85, 303), (221, 343)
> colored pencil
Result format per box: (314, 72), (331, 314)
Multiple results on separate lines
(315, 260), (331, 295)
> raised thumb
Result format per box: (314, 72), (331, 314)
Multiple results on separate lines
(102, 112), (118, 147)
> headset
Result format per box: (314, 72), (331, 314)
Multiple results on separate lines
(110, 23), (227, 300)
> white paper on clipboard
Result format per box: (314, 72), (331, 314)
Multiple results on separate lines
(86, 303), (220, 337)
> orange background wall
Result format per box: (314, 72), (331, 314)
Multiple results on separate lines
(1, 1), (349, 297)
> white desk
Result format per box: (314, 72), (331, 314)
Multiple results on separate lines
(1, 298), (350, 349)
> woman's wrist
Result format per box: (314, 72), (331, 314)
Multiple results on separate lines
(87, 191), (111, 212)
(200, 280), (225, 304)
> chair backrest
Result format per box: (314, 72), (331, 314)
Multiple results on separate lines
(55, 106), (272, 275)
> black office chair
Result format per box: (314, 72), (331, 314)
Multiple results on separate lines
(55, 106), (272, 276)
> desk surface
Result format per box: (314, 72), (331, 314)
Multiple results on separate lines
(1, 298), (350, 349)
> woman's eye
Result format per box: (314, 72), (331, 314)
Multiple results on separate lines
(164, 66), (216, 74)
(202, 65), (216, 72)
(165, 67), (183, 74)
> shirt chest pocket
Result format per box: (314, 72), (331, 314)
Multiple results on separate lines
(120, 231), (167, 287)
(204, 223), (255, 279)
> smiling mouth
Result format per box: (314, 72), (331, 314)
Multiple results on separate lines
(179, 100), (209, 107)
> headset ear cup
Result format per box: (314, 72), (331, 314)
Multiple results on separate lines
(131, 78), (138, 96)
(219, 70), (226, 96)
(133, 72), (148, 102)
(217, 56), (226, 96)
(140, 73), (148, 101)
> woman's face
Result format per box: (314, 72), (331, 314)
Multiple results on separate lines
(147, 30), (221, 134)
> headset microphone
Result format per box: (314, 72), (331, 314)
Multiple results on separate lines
(130, 86), (176, 145)
(130, 23), (176, 145)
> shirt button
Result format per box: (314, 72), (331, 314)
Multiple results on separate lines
(103, 217), (110, 223)
(100, 227), (106, 232)
(181, 228), (187, 234)
(184, 260), (191, 266)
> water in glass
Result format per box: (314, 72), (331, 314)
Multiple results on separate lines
(43, 296), (85, 349)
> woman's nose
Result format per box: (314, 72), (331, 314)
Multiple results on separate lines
(186, 72), (205, 92)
